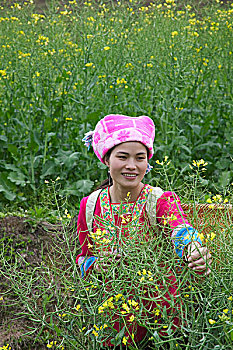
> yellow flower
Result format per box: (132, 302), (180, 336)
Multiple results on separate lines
(171, 31), (178, 37)
(207, 232), (216, 241)
(98, 306), (104, 313)
(92, 330), (98, 337)
(228, 296), (232, 300)
(85, 62), (94, 67)
(129, 315), (135, 322)
(198, 232), (205, 241)
(206, 198), (212, 203)
(153, 308), (160, 316)
(209, 319), (216, 324)
(75, 304), (81, 311)
(122, 337), (128, 345)
(104, 46), (110, 50)
(115, 293), (123, 301)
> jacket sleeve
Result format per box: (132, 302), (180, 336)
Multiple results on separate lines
(76, 197), (98, 278)
(156, 191), (202, 258)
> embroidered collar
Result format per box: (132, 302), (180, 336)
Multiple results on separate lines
(99, 184), (152, 236)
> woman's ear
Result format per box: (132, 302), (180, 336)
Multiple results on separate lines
(104, 156), (110, 167)
(105, 159), (110, 167)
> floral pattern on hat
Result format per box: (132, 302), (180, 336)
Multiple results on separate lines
(92, 114), (155, 163)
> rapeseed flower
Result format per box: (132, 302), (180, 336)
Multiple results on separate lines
(209, 319), (216, 324)
(122, 337), (128, 345)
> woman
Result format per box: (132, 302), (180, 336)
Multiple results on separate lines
(76, 114), (211, 347)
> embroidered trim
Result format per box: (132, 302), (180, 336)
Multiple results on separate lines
(99, 185), (152, 236)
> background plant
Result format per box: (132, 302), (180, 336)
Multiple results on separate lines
(0, 0), (233, 210)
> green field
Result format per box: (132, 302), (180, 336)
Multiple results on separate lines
(0, 0), (233, 349)
(0, 0), (233, 211)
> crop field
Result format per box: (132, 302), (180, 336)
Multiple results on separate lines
(0, 0), (233, 349)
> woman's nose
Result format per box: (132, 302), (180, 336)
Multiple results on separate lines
(125, 158), (136, 169)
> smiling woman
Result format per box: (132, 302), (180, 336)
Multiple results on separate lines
(76, 114), (212, 347)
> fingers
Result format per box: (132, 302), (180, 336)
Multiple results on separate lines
(187, 246), (209, 261)
(187, 246), (212, 275)
(94, 251), (121, 273)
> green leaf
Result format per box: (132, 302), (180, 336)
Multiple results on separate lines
(0, 135), (7, 142)
(230, 328), (233, 341)
(8, 144), (18, 156)
(0, 185), (16, 201)
(28, 132), (40, 152)
(7, 172), (26, 186)
(0, 172), (16, 201)
(54, 324), (61, 337)
(110, 326), (125, 346)
(44, 117), (52, 132)
(219, 171), (231, 188)
(62, 180), (94, 196)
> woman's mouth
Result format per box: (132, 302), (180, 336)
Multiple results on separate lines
(122, 173), (137, 179)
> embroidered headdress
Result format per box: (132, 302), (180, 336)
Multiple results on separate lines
(83, 114), (155, 164)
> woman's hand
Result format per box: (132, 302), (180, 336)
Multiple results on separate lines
(94, 249), (121, 273)
(186, 243), (212, 276)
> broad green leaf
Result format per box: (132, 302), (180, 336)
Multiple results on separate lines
(8, 144), (18, 156)
(7, 171), (26, 186)
(0, 185), (16, 201)
(219, 171), (231, 188)
(62, 180), (94, 196)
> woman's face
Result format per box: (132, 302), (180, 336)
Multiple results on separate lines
(105, 142), (148, 191)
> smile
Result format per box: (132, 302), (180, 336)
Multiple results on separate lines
(122, 173), (137, 178)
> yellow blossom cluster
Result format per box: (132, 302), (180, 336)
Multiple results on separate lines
(47, 341), (57, 349)
(189, 159), (208, 171)
(36, 34), (49, 46)
(199, 232), (216, 243)
(89, 228), (111, 247)
(137, 269), (154, 282)
(98, 294), (139, 318)
(206, 194), (228, 205)
(162, 213), (177, 225)
(155, 156), (170, 166)
(0, 345), (11, 350)
(91, 323), (108, 337)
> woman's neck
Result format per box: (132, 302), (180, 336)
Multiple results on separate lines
(109, 183), (144, 203)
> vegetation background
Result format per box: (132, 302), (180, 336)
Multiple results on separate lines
(0, 0), (233, 349)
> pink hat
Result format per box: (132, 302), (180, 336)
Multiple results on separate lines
(83, 114), (155, 164)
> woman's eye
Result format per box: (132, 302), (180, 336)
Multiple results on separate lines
(137, 157), (145, 161)
(118, 156), (126, 159)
